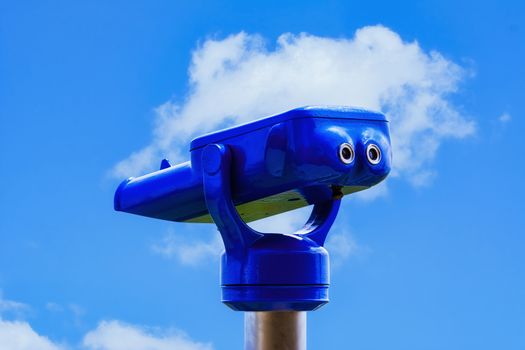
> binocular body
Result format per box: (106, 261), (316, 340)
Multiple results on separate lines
(115, 106), (391, 224)
(115, 106), (391, 311)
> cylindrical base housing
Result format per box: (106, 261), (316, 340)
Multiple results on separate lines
(221, 233), (330, 311)
(244, 311), (306, 350)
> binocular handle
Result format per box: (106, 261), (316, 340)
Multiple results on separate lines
(202, 144), (341, 256)
(202, 144), (264, 257)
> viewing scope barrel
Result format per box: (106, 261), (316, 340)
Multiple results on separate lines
(114, 106), (391, 224)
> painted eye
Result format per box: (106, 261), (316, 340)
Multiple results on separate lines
(338, 143), (355, 164)
(366, 144), (381, 165)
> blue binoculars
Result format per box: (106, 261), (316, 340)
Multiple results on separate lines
(115, 106), (391, 311)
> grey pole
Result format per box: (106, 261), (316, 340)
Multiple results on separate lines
(244, 311), (307, 350)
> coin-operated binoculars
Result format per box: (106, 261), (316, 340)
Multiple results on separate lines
(115, 106), (391, 350)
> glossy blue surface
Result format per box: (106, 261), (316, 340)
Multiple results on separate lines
(190, 105), (386, 150)
(114, 106), (391, 223)
(114, 106), (392, 311)
(202, 143), (341, 310)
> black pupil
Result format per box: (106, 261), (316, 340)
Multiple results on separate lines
(369, 148), (378, 160)
(341, 147), (351, 159)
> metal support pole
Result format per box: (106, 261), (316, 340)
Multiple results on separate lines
(244, 311), (307, 350)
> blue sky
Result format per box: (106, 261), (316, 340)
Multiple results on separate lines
(0, 0), (524, 349)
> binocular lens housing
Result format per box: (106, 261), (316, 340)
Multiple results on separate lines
(338, 143), (355, 164)
(114, 107), (391, 224)
(366, 144), (381, 165)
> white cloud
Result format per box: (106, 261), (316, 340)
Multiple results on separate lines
(498, 112), (511, 123)
(248, 205), (311, 234)
(0, 317), (212, 350)
(353, 181), (389, 201)
(407, 169), (436, 187)
(151, 229), (224, 266)
(113, 25), (475, 187)
(0, 291), (29, 319)
(0, 318), (212, 350)
(1, 292), (210, 350)
(152, 206), (364, 267)
(82, 320), (212, 350)
(0, 320), (64, 350)
(254, 214), (366, 268)
(0, 293), (64, 350)
(250, 207), (367, 269)
(45, 302), (64, 313)
(325, 231), (365, 268)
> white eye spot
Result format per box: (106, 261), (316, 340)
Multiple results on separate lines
(366, 144), (381, 165)
(339, 143), (355, 164)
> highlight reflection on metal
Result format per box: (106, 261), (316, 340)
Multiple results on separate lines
(114, 106), (392, 312)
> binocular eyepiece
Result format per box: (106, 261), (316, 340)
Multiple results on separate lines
(338, 143), (355, 164)
(366, 143), (382, 164)
(338, 141), (383, 166)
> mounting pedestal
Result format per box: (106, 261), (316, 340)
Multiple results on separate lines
(202, 143), (341, 349)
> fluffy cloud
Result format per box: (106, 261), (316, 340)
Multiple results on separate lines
(0, 292), (64, 350)
(248, 205), (311, 234)
(82, 321), (212, 350)
(0, 291), (29, 319)
(498, 112), (511, 123)
(113, 25), (475, 186)
(0, 319), (212, 350)
(0, 320), (64, 350)
(151, 229), (224, 266)
(325, 230), (365, 269)
(252, 210), (367, 268)
(0, 293), (211, 350)
(150, 206), (364, 267)
(149, 205), (330, 266)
